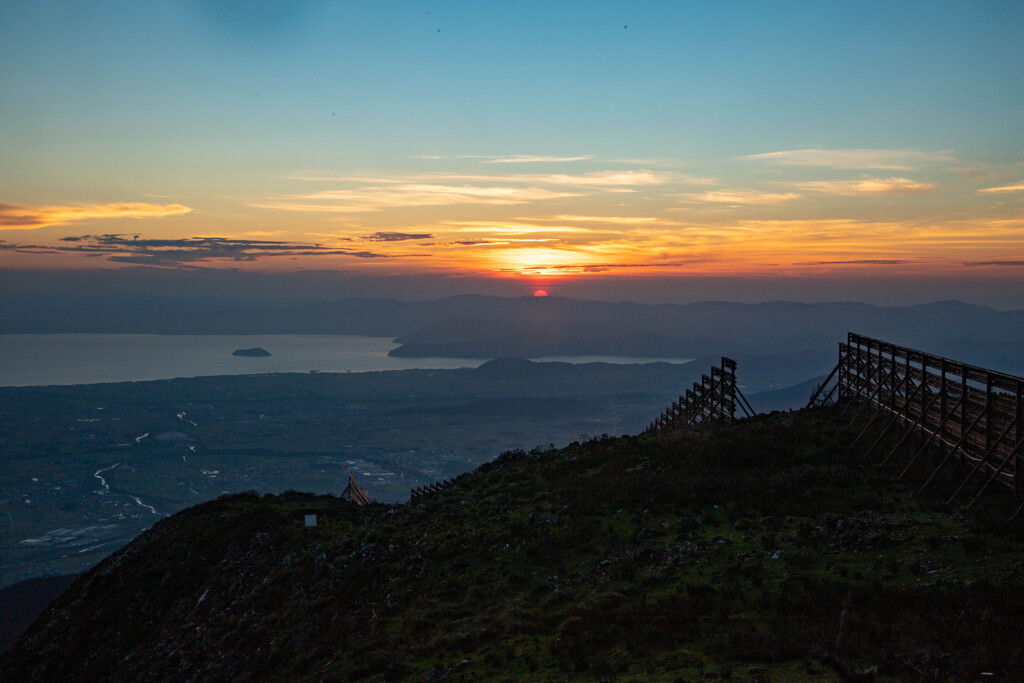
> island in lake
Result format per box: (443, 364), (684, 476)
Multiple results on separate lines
(231, 347), (271, 357)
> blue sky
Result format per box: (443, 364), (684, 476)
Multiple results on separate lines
(6, 1), (1021, 165)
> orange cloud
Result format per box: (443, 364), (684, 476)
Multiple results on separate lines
(791, 177), (935, 195)
(260, 168), (693, 219)
(530, 215), (668, 225)
(742, 148), (954, 170)
(425, 214), (1024, 277)
(252, 184), (580, 213)
(444, 221), (601, 235)
(978, 181), (1024, 194)
(0, 202), (192, 230)
(683, 190), (801, 205)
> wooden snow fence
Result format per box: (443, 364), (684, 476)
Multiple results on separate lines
(809, 332), (1024, 516)
(644, 357), (754, 435)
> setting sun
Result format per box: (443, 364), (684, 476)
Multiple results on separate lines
(534, 289), (548, 297)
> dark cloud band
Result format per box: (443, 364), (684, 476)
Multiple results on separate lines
(0, 234), (388, 267)
(363, 232), (434, 242)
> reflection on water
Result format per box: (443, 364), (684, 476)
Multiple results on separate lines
(0, 334), (478, 387)
(533, 355), (693, 365)
(0, 334), (693, 387)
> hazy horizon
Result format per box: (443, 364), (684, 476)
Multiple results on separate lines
(4, 267), (1024, 311)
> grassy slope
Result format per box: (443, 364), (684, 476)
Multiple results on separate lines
(4, 407), (1024, 681)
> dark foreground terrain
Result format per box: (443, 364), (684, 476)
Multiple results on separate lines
(4, 406), (1024, 681)
(0, 574), (77, 653)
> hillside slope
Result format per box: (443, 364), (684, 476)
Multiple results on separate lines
(0, 575), (78, 654)
(4, 408), (1024, 681)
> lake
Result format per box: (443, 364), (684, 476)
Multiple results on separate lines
(0, 334), (693, 387)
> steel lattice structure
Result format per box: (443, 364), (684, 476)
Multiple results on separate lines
(809, 333), (1024, 514)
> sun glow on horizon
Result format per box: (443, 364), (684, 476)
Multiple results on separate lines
(476, 246), (599, 277)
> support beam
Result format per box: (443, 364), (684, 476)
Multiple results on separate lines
(899, 394), (964, 479)
(876, 379), (938, 465)
(868, 373), (929, 461)
(960, 421), (1021, 508)
(850, 361), (905, 447)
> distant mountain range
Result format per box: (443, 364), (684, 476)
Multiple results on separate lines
(4, 294), (1022, 376)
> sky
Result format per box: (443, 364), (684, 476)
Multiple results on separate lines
(2, 1), (1024, 304)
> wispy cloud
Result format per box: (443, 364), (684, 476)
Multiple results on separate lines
(427, 239), (509, 247)
(409, 154), (591, 164)
(422, 237), (559, 247)
(978, 181), (1024, 194)
(950, 164), (1001, 180)
(258, 169), (679, 215)
(512, 170), (672, 186)
(797, 259), (916, 265)
(286, 170), (676, 188)
(495, 261), (702, 275)
(962, 260), (1024, 267)
(483, 155), (592, 164)
(0, 234), (386, 267)
(529, 215), (667, 225)
(253, 184), (580, 213)
(443, 220), (600, 234)
(791, 177), (934, 195)
(363, 231), (433, 242)
(0, 202), (192, 230)
(683, 190), (801, 205)
(742, 148), (954, 170)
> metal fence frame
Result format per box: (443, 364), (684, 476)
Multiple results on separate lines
(645, 357), (753, 434)
(809, 332), (1024, 513)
